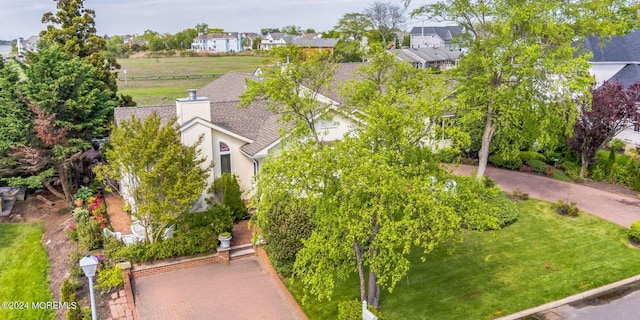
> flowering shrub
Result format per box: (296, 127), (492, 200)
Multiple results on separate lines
(520, 164), (532, 172)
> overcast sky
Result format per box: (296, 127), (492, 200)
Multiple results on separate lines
(0, 0), (433, 41)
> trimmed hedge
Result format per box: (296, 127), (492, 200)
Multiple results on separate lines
(519, 151), (547, 163)
(525, 159), (547, 173)
(488, 153), (523, 170)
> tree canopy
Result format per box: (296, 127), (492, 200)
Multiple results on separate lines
(364, 2), (406, 45)
(246, 45), (490, 308)
(95, 114), (210, 242)
(0, 45), (117, 198)
(408, 0), (639, 180)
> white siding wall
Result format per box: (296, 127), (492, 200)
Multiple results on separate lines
(590, 63), (626, 85)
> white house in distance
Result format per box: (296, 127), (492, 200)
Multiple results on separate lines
(583, 30), (640, 146)
(409, 25), (465, 50)
(114, 64), (362, 209)
(259, 33), (297, 50)
(191, 33), (242, 52)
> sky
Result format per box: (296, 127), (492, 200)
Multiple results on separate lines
(0, 0), (433, 41)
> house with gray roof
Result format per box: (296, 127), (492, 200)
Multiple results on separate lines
(114, 64), (362, 206)
(409, 25), (465, 50)
(584, 30), (640, 87)
(259, 33), (298, 50)
(583, 30), (640, 146)
(393, 47), (462, 70)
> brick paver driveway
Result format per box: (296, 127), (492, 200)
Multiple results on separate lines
(134, 257), (305, 320)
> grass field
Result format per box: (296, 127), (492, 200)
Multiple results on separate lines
(0, 223), (54, 320)
(287, 199), (640, 319)
(116, 56), (266, 106)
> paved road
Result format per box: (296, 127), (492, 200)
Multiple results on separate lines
(546, 289), (640, 320)
(453, 165), (640, 228)
(134, 257), (305, 320)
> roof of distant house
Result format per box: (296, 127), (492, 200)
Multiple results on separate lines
(394, 47), (462, 64)
(584, 30), (640, 62)
(194, 33), (238, 40)
(409, 26), (465, 41)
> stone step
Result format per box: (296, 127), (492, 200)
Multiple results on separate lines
(230, 243), (253, 250)
(230, 247), (255, 258)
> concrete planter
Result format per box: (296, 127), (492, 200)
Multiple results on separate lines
(217, 234), (232, 249)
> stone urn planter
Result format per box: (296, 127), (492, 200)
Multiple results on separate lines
(218, 232), (232, 249)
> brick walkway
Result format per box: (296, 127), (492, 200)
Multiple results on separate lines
(454, 165), (640, 228)
(133, 257), (306, 320)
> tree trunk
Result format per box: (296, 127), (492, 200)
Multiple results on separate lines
(476, 112), (495, 180)
(580, 152), (588, 179)
(353, 239), (367, 302)
(367, 271), (380, 308)
(43, 178), (66, 200)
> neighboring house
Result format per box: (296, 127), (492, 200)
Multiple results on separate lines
(191, 33), (242, 52)
(19, 35), (39, 53)
(293, 38), (339, 60)
(409, 26), (464, 50)
(259, 33), (297, 50)
(299, 33), (323, 40)
(241, 32), (261, 50)
(393, 47), (462, 70)
(114, 63), (363, 208)
(583, 30), (640, 146)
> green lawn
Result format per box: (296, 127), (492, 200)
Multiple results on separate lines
(116, 56), (266, 106)
(287, 199), (640, 319)
(0, 223), (54, 320)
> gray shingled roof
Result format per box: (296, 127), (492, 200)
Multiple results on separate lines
(294, 38), (339, 48)
(584, 30), (640, 62)
(114, 105), (176, 127)
(609, 64), (640, 88)
(395, 47), (461, 63)
(318, 63), (364, 104)
(409, 26), (464, 42)
(112, 65), (365, 157)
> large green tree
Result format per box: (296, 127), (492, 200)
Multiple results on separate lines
(247, 46), (480, 307)
(334, 12), (373, 41)
(408, 0), (638, 180)
(40, 0), (135, 106)
(0, 45), (117, 199)
(95, 114), (210, 242)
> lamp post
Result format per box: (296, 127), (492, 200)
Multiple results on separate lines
(79, 254), (99, 320)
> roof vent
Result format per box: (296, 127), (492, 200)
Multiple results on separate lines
(187, 89), (197, 101)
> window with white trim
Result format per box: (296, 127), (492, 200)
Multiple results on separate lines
(220, 141), (231, 174)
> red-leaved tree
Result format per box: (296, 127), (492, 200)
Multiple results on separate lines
(569, 81), (640, 178)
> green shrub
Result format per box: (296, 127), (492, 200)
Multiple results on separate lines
(61, 278), (82, 320)
(629, 221), (640, 243)
(554, 200), (579, 217)
(488, 153), (523, 170)
(610, 138), (626, 152)
(260, 196), (314, 277)
(73, 186), (95, 200)
(511, 188), (529, 201)
(437, 147), (461, 163)
(211, 173), (247, 220)
(69, 251), (85, 278)
(455, 178), (519, 230)
(560, 161), (581, 181)
(96, 265), (123, 294)
(519, 151), (547, 163)
(77, 219), (103, 251)
(338, 299), (362, 320)
(337, 299), (383, 320)
(525, 159), (547, 173)
(179, 205), (234, 235)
